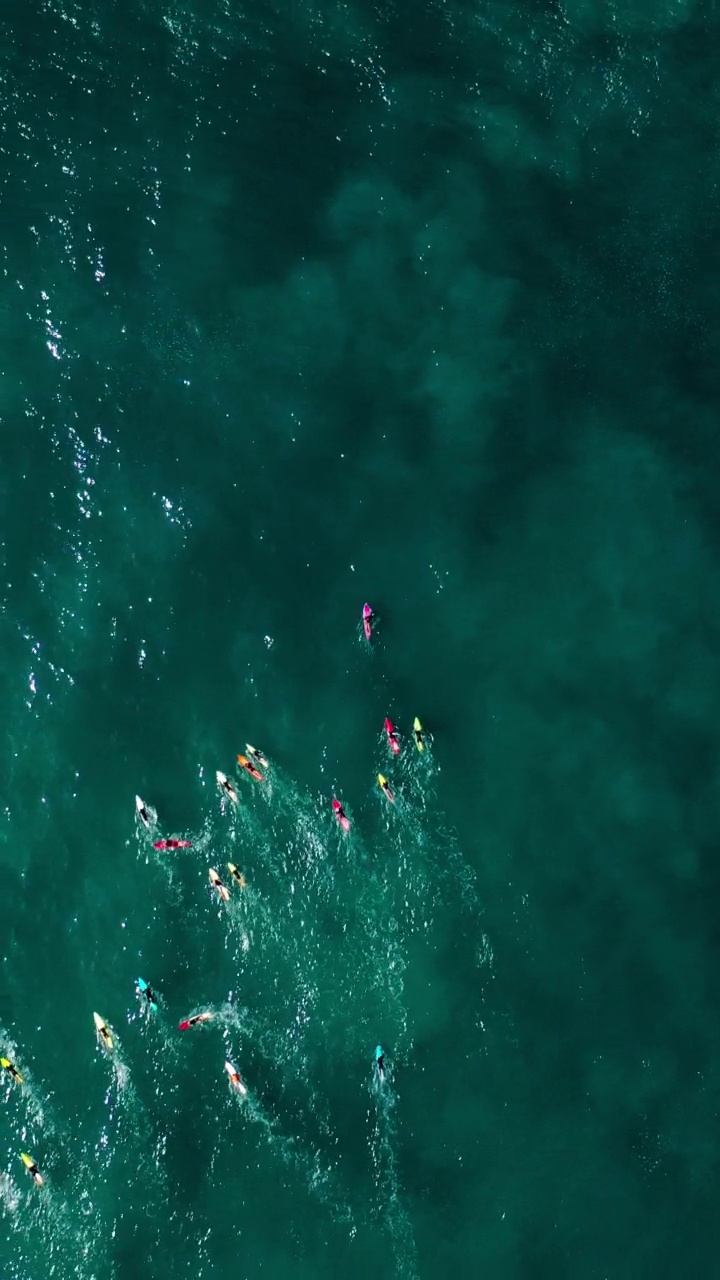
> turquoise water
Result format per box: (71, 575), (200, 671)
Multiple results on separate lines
(2, 0), (720, 1275)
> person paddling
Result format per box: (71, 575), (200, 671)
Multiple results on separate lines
(378, 774), (395, 804)
(209, 868), (230, 902)
(217, 772), (240, 805)
(21, 1154), (43, 1186)
(1, 1056), (23, 1085)
(332, 798), (350, 832)
(136, 978), (158, 1012)
(237, 754), (263, 782)
(178, 1011), (213, 1031)
(375, 1045), (386, 1083)
(384, 718), (401, 755)
(225, 1061), (247, 1096)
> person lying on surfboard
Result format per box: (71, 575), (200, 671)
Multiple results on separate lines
(217, 771), (240, 804)
(378, 774), (395, 804)
(384, 718), (400, 755)
(178, 1011), (213, 1031)
(93, 1012), (114, 1052)
(209, 868), (230, 902)
(136, 978), (158, 1012)
(0, 1056), (23, 1085)
(246, 744), (269, 769)
(375, 1045), (386, 1083)
(153, 838), (192, 850)
(225, 1061), (247, 1095)
(21, 1154), (43, 1186)
(362, 603), (374, 640)
(237, 753), (263, 782)
(136, 796), (153, 828)
(332, 798), (350, 832)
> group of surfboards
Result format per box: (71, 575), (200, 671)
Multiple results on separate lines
(0, 1055), (43, 1184)
(331, 713), (426, 829)
(3, 606), (422, 1188)
(2, 996), (249, 1186)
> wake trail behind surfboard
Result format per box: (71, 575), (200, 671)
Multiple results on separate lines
(367, 1060), (417, 1278)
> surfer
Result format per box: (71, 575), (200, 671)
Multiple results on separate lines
(135, 795), (152, 828)
(246, 744), (269, 769)
(153, 838), (192, 850)
(0, 1056), (23, 1085)
(209, 868), (230, 902)
(178, 1011), (213, 1031)
(237, 753), (263, 782)
(412, 717), (425, 752)
(378, 774), (395, 804)
(362, 603), (374, 640)
(21, 1154), (43, 1186)
(93, 1012), (114, 1052)
(136, 978), (158, 1012)
(217, 771), (240, 805)
(332, 798), (350, 832)
(228, 862), (247, 888)
(375, 1045), (385, 1083)
(225, 1061), (247, 1096)
(384, 718), (401, 755)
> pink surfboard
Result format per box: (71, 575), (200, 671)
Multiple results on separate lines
(332, 798), (351, 832)
(384, 718), (401, 755)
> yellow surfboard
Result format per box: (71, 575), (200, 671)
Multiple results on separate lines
(93, 1012), (114, 1052)
(21, 1153), (43, 1185)
(377, 774), (396, 803)
(1, 1056), (23, 1084)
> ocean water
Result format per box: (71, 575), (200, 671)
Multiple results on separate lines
(1, 0), (719, 1275)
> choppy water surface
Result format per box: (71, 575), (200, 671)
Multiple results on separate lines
(2, 0), (720, 1275)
